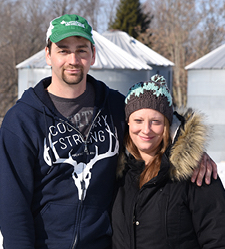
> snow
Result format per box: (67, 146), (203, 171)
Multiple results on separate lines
(218, 161), (225, 187)
(0, 231), (2, 249)
(0, 163), (224, 248)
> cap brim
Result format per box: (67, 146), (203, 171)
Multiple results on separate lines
(50, 31), (95, 44)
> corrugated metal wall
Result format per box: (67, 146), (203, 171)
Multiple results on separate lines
(187, 69), (225, 163)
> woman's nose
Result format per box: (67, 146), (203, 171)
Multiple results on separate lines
(142, 121), (151, 134)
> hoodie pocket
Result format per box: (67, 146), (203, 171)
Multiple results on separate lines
(34, 202), (78, 248)
(76, 205), (112, 248)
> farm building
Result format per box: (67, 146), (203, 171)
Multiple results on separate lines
(102, 30), (174, 90)
(17, 30), (174, 99)
(185, 43), (225, 163)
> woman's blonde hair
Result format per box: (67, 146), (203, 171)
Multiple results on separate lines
(125, 117), (171, 188)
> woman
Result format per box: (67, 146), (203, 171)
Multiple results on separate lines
(112, 74), (225, 249)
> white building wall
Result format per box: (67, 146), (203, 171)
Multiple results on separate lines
(90, 66), (172, 96)
(18, 66), (172, 98)
(89, 69), (151, 95)
(18, 68), (51, 98)
(187, 69), (225, 162)
(18, 68), (152, 98)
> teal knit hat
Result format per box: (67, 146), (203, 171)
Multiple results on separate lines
(46, 14), (95, 44)
(125, 74), (173, 124)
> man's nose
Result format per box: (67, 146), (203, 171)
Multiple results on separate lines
(68, 53), (79, 65)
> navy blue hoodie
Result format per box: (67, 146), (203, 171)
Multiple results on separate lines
(0, 75), (125, 249)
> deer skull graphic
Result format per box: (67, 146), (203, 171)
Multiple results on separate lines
(43, 117), (119, 200)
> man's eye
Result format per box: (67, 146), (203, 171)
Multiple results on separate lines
(134, 119), (142, 123)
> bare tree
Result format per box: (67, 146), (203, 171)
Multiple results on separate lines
(144, 0), (199, 107)
(0, 0), (48, 117)
(45, 0), (107, 32)
(103, 0), (120, 32)
(0, 0), (23, 114)
(188, 0), (225, 62)
(46, 0), (80, 19)
(143, 0), (225, 107)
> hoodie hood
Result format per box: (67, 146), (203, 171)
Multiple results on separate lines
(18, 75), (110, 120)
(16, 75), (117, 174)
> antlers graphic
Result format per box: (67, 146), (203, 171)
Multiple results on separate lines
(43, 118), (119, 200)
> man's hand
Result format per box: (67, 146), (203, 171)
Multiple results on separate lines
(191, 152), (218, 186)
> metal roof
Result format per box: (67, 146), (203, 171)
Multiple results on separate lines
(185, 43), (225, 70)
(102, 30), (174, 67)
(16, 49), (51, 69)
(16, 30), (151, 70)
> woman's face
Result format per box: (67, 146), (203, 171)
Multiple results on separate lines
(128, 108), (165, 159)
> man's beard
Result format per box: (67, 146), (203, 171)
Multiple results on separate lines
(62, 67), (84, 85)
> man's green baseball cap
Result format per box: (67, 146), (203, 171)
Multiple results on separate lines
(46, 14), (95, 44)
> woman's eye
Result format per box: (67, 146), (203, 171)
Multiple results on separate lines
(152, 120), (161, 125)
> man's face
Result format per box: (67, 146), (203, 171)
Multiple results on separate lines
(45, 36), (95, 88)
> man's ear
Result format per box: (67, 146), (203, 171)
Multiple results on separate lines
(45, 47), (51, 66)
(91, 46), (96, 66)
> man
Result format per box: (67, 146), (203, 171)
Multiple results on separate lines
(0, 14), (217, 249)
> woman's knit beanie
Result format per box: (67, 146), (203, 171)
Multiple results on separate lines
(125, 74), (173, 125)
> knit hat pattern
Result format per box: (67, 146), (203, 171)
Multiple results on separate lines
(125, 74), (173, 124)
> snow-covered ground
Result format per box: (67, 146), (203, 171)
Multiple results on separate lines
(218, 161), (225, 187)
(0, 162), (224, 248)
(0, 231), (2, 249)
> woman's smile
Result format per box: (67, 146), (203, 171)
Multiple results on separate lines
(128, 108), (165, 159)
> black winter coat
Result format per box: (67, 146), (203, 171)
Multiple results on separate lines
(112, 110), (225, 249)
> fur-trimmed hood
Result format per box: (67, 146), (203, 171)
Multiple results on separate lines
(169, 109), (208, 180)
(117, 109), (209, 181)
